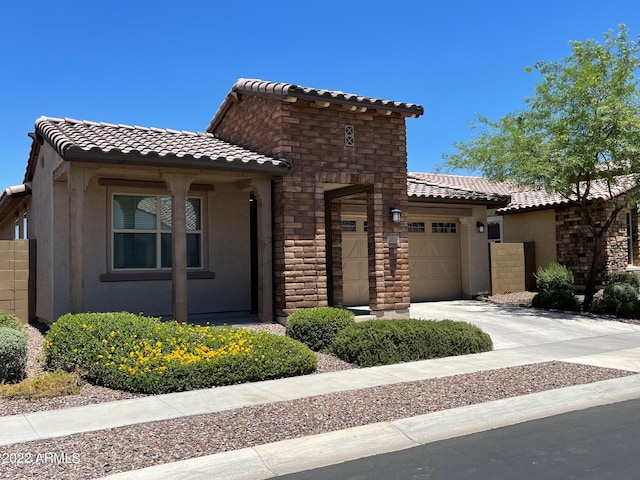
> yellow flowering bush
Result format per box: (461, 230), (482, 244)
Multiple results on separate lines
(45, 312), (316, 394)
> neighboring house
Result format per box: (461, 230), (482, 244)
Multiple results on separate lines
(410, 172), (640, 289)
(0, 79), (505, 324)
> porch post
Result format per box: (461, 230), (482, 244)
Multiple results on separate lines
(68, 168), (85, 313)
(254, 179), (273, 323)
(167, 173), (189, 323)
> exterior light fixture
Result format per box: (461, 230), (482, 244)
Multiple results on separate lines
(476, 221), (485, 233)
(390, 207), (401, 223)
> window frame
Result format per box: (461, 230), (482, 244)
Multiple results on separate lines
(110, 192), (204, 272)
(487, 215), (503, 243)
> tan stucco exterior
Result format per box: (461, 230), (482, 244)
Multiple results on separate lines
(502, 209), (557, 272)
(26, 143), (271, 323)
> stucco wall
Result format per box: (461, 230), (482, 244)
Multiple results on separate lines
(503, 209), (557, 272)
(29, 144), (59, 322)
(82, 179), (252, 319)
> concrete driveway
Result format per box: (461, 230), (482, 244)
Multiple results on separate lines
(410, 300), (640, 373)
(410, 300), (640, 349)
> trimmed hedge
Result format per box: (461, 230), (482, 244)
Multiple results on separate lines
(0, 312), (24, 333)
(330, 319), (493, 367)
(0, 326), (27, 383)
(45, 312), (317, 394)
(286, 307), (355, 351)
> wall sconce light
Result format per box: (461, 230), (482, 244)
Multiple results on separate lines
(476, 221), (485, 233)
(390, 207), (401, 223)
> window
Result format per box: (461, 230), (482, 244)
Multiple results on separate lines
(112, 194), (202, 269)
(488, 222), (501, 242)
(341, 220), (357, 232)
(408, 221), (426, 233)
(487, 215), (503, 243)
(431, 222), (457, 234)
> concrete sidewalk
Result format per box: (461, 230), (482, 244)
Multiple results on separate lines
(2, 301), (640, 479)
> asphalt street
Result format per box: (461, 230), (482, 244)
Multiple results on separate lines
(276, 398), (640, 480)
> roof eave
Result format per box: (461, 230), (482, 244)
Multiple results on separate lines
(409, 195), (511, 207)
(207, 80), (424, 133)
(0, 183), (32, 223)
(62, 149), (291, 176)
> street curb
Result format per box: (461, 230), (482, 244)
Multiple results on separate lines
(102, 374), (640, 480)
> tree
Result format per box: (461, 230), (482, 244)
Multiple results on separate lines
(443, 25), (640, 309)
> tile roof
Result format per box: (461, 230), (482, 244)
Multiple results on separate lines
(409, 172), (639, 213)
(499, 175), (639, 213)
(408, 172), (515, 196)
(34, 117), (290, 173)
(407, 176), (510, 205)
(207, 78), (424, 132)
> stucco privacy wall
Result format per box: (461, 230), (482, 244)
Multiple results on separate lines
(502, 209), (556, 272)
(213, 95), (410, 318)
(0, 240), (33, 322)
(490, 242), (525, 295)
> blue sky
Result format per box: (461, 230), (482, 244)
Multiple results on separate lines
(1, 0), (639, 188)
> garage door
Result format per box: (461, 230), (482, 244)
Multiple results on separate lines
(341, 218), (369, 306)
(341, 217), (462, 305)
(409, 219), (461, 301)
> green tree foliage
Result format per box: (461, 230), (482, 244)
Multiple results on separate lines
(443, 25), (640, 308)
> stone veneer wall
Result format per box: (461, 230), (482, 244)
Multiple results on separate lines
(214, 95), (410, 318)
(490, 243), (525, 294)
(0, 240), (32, 322)
(555, 204), (634, 286)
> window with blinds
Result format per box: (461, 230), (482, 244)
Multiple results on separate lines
(112, 194), (202, 269)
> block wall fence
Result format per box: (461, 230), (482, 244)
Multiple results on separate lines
(0, 240), (34, 322)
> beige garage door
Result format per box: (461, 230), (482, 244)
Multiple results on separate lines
(409, 219), (461, 301)
(341, 218), (368, 306)
(340, 217), (462, 305)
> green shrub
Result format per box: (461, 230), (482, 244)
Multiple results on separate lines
(286, 307), (355, 351)
(0, 312), (24, 333)
(605, 271), (640, 291)
(46, 312), (317, 394)
(591, 282), (640, 318)
(603, 282), (639, 303)
(535, 263), (575, 292)
(0, 326), (27, 383)
(330, 319), (492, 367)
(615, 300), (640, 319)
(531, 286), (581, 311)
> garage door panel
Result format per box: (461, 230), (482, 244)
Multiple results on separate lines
(409, 219), (461, 302)
(341, 216), (462, 305)
(341, 219), (369, 306)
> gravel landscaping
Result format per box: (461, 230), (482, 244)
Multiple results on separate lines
(0, 298), (637, 479)
(0, 361), (633, 479)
